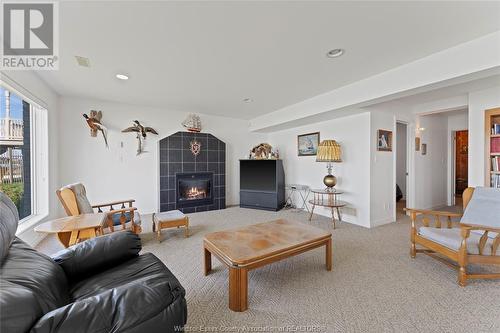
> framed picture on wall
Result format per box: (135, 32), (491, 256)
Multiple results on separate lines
(377, 129), (392, 152)
(422, 143), (427, 155)
(297, 132), (320, 156)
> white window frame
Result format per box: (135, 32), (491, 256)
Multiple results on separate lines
(0, 81), (49, 232)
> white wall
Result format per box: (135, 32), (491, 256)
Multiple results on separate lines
(414, 113), (448, 209)
(369, 111), (396, 226)
(57, 96), (266, 214)
(468, 85), (500, 186)
(1, 71), (60, 245)
(268, 112), (371, 228)
(396, 123), (407, 199)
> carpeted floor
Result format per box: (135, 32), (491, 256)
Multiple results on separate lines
(36, 207), (500, 333)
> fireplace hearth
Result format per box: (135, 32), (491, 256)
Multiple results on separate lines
(176, 172), (214, 208)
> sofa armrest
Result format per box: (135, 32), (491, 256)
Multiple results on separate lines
(52, 231), (141, 282)
(30, 278), (186, 333)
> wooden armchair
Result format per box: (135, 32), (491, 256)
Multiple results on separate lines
(57, 183), (142, 234)
(406, 187), (500, 286)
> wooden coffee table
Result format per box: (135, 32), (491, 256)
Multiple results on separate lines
(34, 213), (106, 248)
(203, 219), (332, 312)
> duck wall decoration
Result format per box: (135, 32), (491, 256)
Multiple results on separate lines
(83, 110), (108, 147)
(122, 120), (159, 155)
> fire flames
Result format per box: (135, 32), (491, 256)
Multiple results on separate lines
(186, 187), (206, 199)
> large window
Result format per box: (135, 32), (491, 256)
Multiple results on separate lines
(1, 84), (47, 223)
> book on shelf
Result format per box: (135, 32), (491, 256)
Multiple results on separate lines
(493, 124), (500, 135)
(492, 156), (500, 172)
(492, 137), (500, 153)
(492, 174), (500, 188)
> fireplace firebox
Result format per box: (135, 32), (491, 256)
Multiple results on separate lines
(176, 172), (214, 208)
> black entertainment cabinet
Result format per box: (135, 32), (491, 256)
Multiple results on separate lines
(239, 159), (285, 211)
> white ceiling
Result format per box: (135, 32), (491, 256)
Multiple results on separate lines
(36, 1), (500, 119)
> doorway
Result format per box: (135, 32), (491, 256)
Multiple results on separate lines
(396, 122), (408, 218)
(454, 130), (468, 207)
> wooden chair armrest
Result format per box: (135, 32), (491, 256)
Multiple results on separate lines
(92, 199), (136, 209)
(459, 224), (500, 256)
(459, 224), (500, 234)
(404, 208), (462, 218)
(105, 207), (137, 216)
(406, 208), (462, 229)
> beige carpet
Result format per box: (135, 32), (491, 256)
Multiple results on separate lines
(36, 207), (500, 333)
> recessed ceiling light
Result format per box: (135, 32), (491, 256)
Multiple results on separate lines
(243, 98), (252, 103)
(116, 74), (129, 80)
(326, 49), (344, 58)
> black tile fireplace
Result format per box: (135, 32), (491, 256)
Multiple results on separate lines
(159, 131), (226, 213)
(176, 172), (214, 208)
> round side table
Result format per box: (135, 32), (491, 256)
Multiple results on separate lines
(308, 189), (346, 229)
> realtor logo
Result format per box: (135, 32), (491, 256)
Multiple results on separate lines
(1, 2), (59, 70)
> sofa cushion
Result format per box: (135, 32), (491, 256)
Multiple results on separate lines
(31, 271), (187, 333)
(1, 238), (69, 333)
(419, 227), (497, 255)
(69, 253), (184, 303)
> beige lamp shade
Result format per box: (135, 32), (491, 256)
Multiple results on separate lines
(316, 140), (342, 162)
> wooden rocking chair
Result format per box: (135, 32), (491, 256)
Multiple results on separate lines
(57, 183), (142, 234)
(406, 187), (500, 286)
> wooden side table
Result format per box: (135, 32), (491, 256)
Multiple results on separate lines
(152, 210), (189, 242)
(309, 189), (346, 229)
(34, 213), (106, 247)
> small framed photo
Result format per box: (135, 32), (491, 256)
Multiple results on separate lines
(415, 137), (421, 151)
(297, 132), (320, 156)
(377, 130), (392, 152)
(422, 143), (427, 155)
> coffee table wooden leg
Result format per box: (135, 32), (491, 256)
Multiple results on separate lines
(326, 238), (332, 271)
(204, 247), (212, 276)
(229, 267), (248, 312)
(184, 218), (189, 238)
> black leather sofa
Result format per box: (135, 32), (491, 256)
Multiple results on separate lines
(0, 193), (187, 333)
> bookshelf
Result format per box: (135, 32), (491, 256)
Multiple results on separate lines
(486, 108), (500, 187)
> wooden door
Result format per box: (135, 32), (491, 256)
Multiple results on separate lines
(455, 130), (468, 195)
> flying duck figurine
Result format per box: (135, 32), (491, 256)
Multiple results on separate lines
(122, 120), (158, 155)
(83, 111), (108, 147)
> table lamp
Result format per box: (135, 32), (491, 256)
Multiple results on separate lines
(316, 140), (342, 190)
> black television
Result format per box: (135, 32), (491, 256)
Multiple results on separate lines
(240, 160), (277, 192)
(239, 159), (285, 211)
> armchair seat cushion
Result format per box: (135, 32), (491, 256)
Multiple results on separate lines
(111, 211), (141, 226)
(419, 227), (496, 255)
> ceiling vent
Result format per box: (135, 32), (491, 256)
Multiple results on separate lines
(75, 56), (90, 67)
